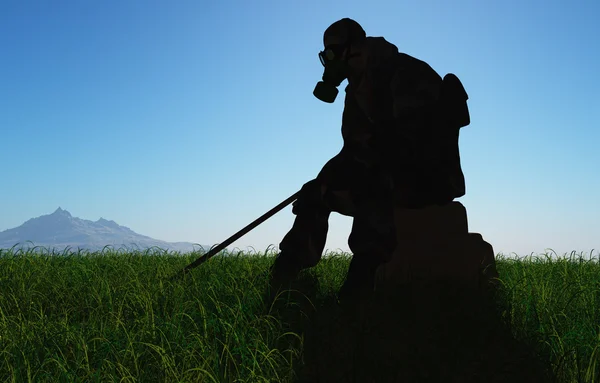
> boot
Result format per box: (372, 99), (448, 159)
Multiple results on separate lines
(337, 256), (380, 303)
(265, 253), (304, 305)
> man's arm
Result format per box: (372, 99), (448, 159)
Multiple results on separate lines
(370, 54), (444, 168)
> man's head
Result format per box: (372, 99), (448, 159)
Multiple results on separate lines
(323, 18), (366, 47)
(313, 18), (367, 103)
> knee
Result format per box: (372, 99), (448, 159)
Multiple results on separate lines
(292, 179), (329, 215)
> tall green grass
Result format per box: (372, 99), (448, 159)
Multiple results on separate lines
(0, 246), (598, 382)
(493, 250), (600, 382)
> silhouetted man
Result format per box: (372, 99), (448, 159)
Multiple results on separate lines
(269, 18), (470, 301)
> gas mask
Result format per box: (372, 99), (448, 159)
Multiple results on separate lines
(313, 44), (352, 103)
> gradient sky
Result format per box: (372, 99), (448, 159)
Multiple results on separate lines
(1, 0), (598, 258)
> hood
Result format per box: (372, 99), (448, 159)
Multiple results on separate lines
(362, 37), (400, 71)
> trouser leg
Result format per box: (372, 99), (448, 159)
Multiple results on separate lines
(271, 206), (331, 278)
(340, 193), (397, 298)
(270, 149), (397, 294)
(270, 150), (358, 284)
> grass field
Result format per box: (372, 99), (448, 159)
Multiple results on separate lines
(0, 246), (599, 382)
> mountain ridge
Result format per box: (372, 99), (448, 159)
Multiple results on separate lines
(0, 207), (214, 254)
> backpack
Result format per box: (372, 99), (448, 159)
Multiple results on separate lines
(439, 73), (470, 130)
(434, 73), (470, 199)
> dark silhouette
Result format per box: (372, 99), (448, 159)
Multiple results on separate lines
(268, 18), (499, 300)
(251, 18), (553, 383)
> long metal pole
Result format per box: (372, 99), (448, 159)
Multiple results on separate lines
(168, 190), (300, 282)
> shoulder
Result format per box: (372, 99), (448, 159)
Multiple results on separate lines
(390, 52), (442, 89)
(392, 52), (437, 75)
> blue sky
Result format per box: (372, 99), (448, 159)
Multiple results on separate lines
(1, 0), (598, 258)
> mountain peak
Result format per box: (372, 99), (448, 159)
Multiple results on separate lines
(52, 207), (72, 217)
(96, 217), (118, 226)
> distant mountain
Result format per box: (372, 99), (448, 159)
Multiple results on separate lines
(0, 207), (214, 254)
